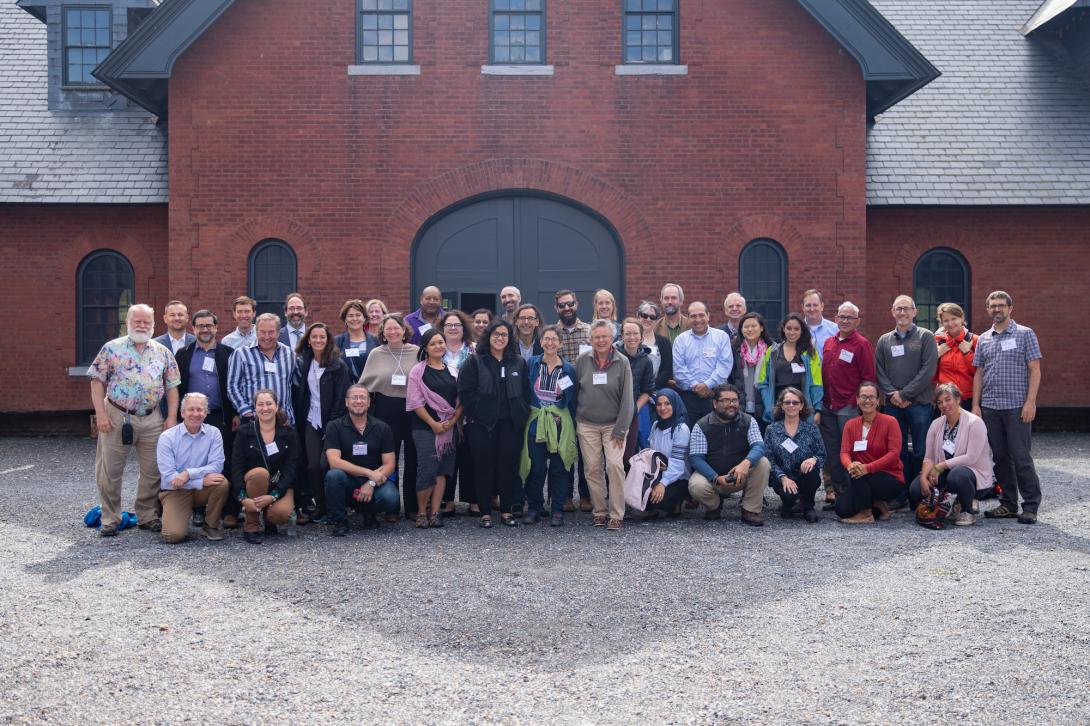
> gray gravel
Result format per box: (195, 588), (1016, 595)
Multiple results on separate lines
(0, 433), (1088, 724)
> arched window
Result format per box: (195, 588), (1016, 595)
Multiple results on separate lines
(77, 250), (135, 364)
(914, 248), (970, 333)
(248, 239), (298, 317)
(739, 238), (787, 331)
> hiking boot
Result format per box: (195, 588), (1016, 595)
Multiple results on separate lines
(740, 508), (764, 527)
(138, 519), (161, 532)
(99, 524), (118, 538)
(984, 505), (1018, 519)
(199, 525), (225, 541)
(1017, 511), (1037, 525)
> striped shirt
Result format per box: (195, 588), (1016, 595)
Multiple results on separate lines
(227, 342), (299, 423)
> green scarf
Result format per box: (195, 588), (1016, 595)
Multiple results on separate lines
(519, 404), (578, 481)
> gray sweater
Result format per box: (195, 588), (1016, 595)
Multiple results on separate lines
(574, 350), (634, 439)
(875, 325), (938, 405)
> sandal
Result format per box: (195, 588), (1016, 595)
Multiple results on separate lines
(415, 513), (429, 528)
(501, 514), (518, 527)
(428, 512), (443, 528)
(479, 515), (493, 528)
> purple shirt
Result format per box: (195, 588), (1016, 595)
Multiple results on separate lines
(404, 307), (445, 346)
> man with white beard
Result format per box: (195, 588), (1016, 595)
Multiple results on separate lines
(88, 304), (181, 537)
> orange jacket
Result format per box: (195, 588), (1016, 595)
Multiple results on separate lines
(933, 327), (977, 399)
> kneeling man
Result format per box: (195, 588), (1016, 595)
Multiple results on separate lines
(156, 393), (229, 543)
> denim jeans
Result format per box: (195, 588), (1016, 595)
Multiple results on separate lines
(324, 469), (399, 524)
(525, 418), (572, 515)
(884, 403), (933, 483)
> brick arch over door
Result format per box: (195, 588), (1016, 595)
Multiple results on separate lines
(412, 193), (624, 317)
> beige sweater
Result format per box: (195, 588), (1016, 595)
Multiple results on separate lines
(358, 344), (420, 398)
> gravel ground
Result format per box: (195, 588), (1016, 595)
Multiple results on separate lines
(0, 433), (1087, 725)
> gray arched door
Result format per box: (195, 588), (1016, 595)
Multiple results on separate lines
(413, 195), (623, 317)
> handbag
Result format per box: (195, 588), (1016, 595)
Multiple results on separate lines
(624, 448), (669, 512)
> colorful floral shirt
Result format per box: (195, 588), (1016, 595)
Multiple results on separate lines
(88, 336), (181, 414)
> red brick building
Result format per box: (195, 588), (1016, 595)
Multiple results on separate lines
(2, 0), (1087, 429)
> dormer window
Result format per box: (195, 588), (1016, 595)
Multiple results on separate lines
(63, 6), (112, 86)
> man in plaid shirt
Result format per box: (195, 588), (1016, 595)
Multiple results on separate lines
(972, 291), (1043, 524)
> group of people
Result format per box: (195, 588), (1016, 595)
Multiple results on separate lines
(88, 282), (1043, 543)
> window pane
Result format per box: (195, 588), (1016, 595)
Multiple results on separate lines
(495, 46), (510, 62)
(526, 46), (540, 62)
(79, 252), (134, 364)
(740, 241), (787, 334)
(914, 250), (970, 332)
(394, 45), (409, 61)
(394, 14), (408, 29)
(378, 45), (393, 61)
(249, 240), (298, 318)
(526, 15), (540, 30)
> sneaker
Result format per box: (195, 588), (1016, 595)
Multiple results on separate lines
(550, 512), (564, 527)
(522, 510), (540, 525)
(199, 525), (225, 541)
(332, 520), (349, 537)
(740, 509), (765, 527)
(607, 518), (622, 531)
(592, 514), (607, 527)
(99, 524), (118, 538)
(954, 512), (975, 526)
(137, 519), (162, 532)
(984, 505), (1018, 519)
(1017, 511), (1037, 525)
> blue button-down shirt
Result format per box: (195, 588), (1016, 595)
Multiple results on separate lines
(187, 346), (222, 411)
(156, 422), (225, 490)
(672, 327), (734, 391)
(808, 318), (839, 361)
(221, 327), (256, 349)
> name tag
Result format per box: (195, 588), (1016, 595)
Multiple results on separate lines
(746, 400), (755, 413)
(891, 345), (905, 358)
(943, 439), (956, 455)
(391, 374), (407, 386)
(649, 346), (659, 357)
(201, 356), (216, 372)
(578, 344), (592, 355)
(592, 372), (608, 385)
(263, 361), (277, 374)
(853, 439), (868, 452)
(557, 375), (573, 391)
(265, 441), (279, 455)
(781, 439), (799, 453)
(839, 349), (854, 364)
(418, 323), (432, 335)
(791, 362), (805, 374)
(345, 347), (361, 358)
(352, 443), (368, 456)
(1000, 338), (1017, 352)
(501, 368), (506, 379)
(703, 347), (716, 358)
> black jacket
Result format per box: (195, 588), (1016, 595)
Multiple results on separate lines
(651, 333), (674, 391)
(292, 354), (352, 431)
(174, 342), (237, 420)
(231, 421), (299, 499)
(457, 352), (531, 431)
(617, 343), (655, 404)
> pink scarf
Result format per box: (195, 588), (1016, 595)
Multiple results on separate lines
(741, 340), (767, 368)
(405, 361), (456, 458)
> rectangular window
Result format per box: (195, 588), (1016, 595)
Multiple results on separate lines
(63, 6), (112, 85)
(623, 0), (678, 64)
(359, 0), (412, 63)
(491, 0), (544, 65)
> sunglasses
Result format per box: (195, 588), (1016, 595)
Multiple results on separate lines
(638, 313), (659, 320)
(556, 301), (576, 309)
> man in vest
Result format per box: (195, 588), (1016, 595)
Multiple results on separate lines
(687, 383), (769, 526)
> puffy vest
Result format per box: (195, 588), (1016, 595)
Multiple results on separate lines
(695, 411), (754, 474)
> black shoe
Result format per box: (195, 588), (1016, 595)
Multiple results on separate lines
(1017, 511), (1037, 525)
(332, 521), (349, 537)
(522, 510), (540, 525)
(550, 512), (564, 527)
(191, 509), (206, 528)
(704, 506), (722, 521)
(780, 504), (795, 519)
(264, 523), (278, 536)
(803, 509), (819, 524)
(361, 513), (379, 529)
(243, 531), (263, 544)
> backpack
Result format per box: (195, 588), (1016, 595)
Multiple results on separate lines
(624, 448), (670, 512)
(915, 484), (957, 530)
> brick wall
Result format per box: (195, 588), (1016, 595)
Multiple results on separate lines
(0, 204), (168, 414)
(865, 206), (1090, 407)
(166, 0), (867, 325)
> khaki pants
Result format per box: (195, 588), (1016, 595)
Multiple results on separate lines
(159, 482), (229, 544)
(243, 468), (296, 533)
(576, 422), (626, 521)
(688, 456), (770, 514)
(95, 403), (164, 528)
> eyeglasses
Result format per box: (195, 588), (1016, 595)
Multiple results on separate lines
(443, 323), (462, 329)
(781, 400), (802, 407)
(638, 313), (659, 320)
(836, 315), (858, 322)
(491, 331), (509, 338)
(717, 398), (740, 405)
(194, 324), (216, 330)
(556, 301), (576, 309)
(347, 395), (369, 402)
(858, 394), (878, 401)
(893, 306), (914, 313)
(516, 316), (538, 323)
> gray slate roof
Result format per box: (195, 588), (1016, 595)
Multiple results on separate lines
(867, 0), (1090, 205)
(0, 1), (166, 203)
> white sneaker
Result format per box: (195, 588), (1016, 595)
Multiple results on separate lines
(954, 511), (975, 526)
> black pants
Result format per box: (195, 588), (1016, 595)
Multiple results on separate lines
(680, 389), (712, 430)
(301, 424), (328, 515)
(464, 420), (521, 515)
(908, 466), (976, 513)
(444, 435), (496, 508)
(834, 471), (904, 518)
(371, 393), (418, 516)
(644, 480), (688, 514)
(771, 468), (822, 512)
(982, 406), (1041, 514)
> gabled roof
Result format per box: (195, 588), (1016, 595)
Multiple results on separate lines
(1022, 0), (1090, 35)
(867, 0), (1090, 205)
(93, 0), (938, 120)
(0, 1), (167, 204)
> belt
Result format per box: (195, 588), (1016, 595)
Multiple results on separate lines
(107, 398), (152, 417)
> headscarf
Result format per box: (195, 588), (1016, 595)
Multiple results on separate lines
(652, 388), (687, 434)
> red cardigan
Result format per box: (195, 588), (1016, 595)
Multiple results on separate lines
(840, 413), (904, 483)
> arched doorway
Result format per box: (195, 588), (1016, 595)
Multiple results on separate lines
(412, 194), (624, 317)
